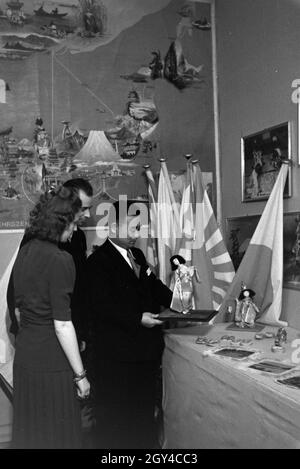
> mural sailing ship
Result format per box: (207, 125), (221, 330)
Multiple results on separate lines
(34, 5), (68, 18)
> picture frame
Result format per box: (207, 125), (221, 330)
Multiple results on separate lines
(241, 122), (292, 202)
(276, 369), (300, 390)
(283, 211), (300, 290)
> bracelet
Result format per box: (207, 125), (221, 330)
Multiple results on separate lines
(73, 369), (87, 383)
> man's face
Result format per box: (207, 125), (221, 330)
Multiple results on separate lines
(114, 215), (141, 249)
(74, 189), (93, 226)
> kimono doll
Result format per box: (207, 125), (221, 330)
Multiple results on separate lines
(170, 255), (200, 314)
(235, 283), (260, 328)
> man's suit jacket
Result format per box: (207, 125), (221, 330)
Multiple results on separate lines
(85, 239), (172, 363)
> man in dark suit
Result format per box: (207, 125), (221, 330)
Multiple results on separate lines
(86, 199), (172, 449)
(7, 177), (93, 350)
(60, 178), (93, 350)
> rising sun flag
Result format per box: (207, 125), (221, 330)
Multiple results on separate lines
(144, 164), (158, 275)
(157, 159), (181, 286)
(220, 162), (289, 326)
(188, 163), (235, 310)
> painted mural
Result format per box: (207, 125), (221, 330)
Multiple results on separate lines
(0, 0), (214, 229)
(0, 0), (173, 56)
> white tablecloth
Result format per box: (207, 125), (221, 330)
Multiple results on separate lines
(0, 364), (13, 445)
(162, 323), (300, 449)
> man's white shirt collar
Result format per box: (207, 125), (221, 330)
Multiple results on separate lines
(109, 238), (133, 269)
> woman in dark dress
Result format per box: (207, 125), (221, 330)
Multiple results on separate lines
(11, 186), (90, 449)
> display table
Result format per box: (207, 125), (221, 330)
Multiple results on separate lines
(162, 323), (300, 449)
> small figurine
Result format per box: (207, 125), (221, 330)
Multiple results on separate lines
(170, 255), (200, 314)
(274, 327), (287, 347)
(235, 282), (260, 328)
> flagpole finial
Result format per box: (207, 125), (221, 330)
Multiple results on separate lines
(184, 153), (193, 161)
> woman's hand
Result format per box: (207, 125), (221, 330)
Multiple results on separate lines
(76, 376), (90, 400)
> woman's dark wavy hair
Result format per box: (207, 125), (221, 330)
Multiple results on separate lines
(170, 255), (186, 271)
(25, 186), (82, 243)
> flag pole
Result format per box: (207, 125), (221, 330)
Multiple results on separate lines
(143, 164), (158, 273)
(143, 164), (158, 200)
(158, 158), (180, 224)
(211, 0), (222, 228)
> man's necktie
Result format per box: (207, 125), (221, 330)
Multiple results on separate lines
(127, 249), (140, 278)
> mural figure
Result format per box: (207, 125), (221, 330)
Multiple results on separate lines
(149, 51), (164, 79)
(164, 39), (204, 90)
(84, 9), (98, 34)
(6, 0), (25, 26)
(176, 3), (195, 38)
(176, 3), (211, 37)
(123, 39), (205, 91)
(78, 0), (107, 37)
(33, 117), (45, 142)
(105, 88), (159, 160)
(3, 180), (20, 199)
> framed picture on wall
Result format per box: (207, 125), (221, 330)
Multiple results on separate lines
(241, 122), (292, 202)
(283, 212), (300, 290)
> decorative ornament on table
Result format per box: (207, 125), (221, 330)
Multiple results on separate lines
(234, 282), (260, 328)
(169, 255), (200, 314)
(274, 327), (287, 347)
(271, 327), (287, 352)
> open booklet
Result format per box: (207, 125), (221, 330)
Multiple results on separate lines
(276, 370), (300, 390)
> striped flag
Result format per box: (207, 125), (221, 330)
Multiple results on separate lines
(177, 157), (194, 262)
(220, 163), (289, 326)
(191, 163), (235, 310)
(157, 159), (181, 285)
(144, 165), (158, 274)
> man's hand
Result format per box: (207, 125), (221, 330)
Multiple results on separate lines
(141, 312), (163, 328)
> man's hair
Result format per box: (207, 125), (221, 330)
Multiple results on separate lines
(25, 186), (82, 243)
(63, 177), (93, 197)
